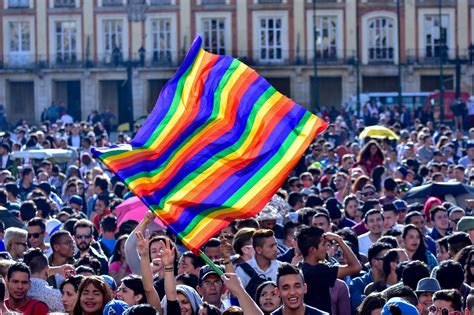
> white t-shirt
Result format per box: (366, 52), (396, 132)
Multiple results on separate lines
(235, 257), (282, 288)
(358, 232), (374, 257)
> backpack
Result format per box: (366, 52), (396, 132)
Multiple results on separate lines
(238, 262), (268, 299)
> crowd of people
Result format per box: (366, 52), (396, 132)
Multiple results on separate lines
(0, 102), (471, 315)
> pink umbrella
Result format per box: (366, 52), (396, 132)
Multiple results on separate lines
(115, 196), (164, 227)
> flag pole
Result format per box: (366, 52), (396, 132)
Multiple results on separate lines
(198, 249), (225, 276)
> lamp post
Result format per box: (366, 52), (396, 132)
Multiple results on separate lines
(438, 0), (444, 122)
(397, 0), (402, 112)
(356, 0), (361, 116)
(313, 0), (319, 113)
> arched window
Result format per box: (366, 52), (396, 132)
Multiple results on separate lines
(367, 17), (394, 62)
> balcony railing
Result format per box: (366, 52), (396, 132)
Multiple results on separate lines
(201, 0), (226, 4)
(405, 48), (468, 65)
(102, 0), (123, 7)
(54, 0), (75, 8)
(150, 0), (171, 4)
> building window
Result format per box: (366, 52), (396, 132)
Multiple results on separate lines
(314, 16), (337, 59)
(56, 21), (77, 63)
(54, 0), (75, 7)
(103, 19), (123, 63)
(202, 18), (226, 55)
(7, 0), (29, 8)
(151, 18), (172, 63)
(102, 0), (123, 6)
(367, 17), (394, 62)
(8, 21), (31, 66)
(201, 0), (226, 4)
(424, 14), (449, 58)
(150, 0), (171, 4)
(258, 17), (283, 62)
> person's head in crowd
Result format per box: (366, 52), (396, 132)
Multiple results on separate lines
(364, 209), (384, 239)
(60, 274), (84, 314)
(76, 265), (95, 277)
(466, 294), (474, 315)
(337, 227), (361, 260)
(333, 172), (349, 192)
(93, 175), (110, 195)
(382, 249), (408, 283)
(431, 289), (463, 314)
(312, 212), (331, 233)
(73, 275), (112, 315)
(382, 203), (400, 231)
(75, 256), (101, 275)
(63, 218), (78, 235)
(4, 227), (27, 261)
(73, 219), (94, 254)
(287, 177), (303, 193)
(198, 265), (225, 309)
(405, 210), (426, 233)
(343, 194), (359, 222)
(232, 228), (256, 263)
(254, 281), (281, 315)
(50, 230), (75, 265)
(275, 263), (307, 314)
(457, 216), (474, 244)
(382, 285), (420, 312)
(368, 242), (392, 274)
(430, 206), (449, 236)
(26, 218), (47, 250)
(415, 277), (441, 315)
(402, 224), (429, 265)
(424, 197), (442, 224)
(6, 262), (31, 306)
(202, 238), (222, 263)
(288, 192), (304, 210)
(299, 172), (313, 189)
(252, 229), (278, 264)
(453, 165), (466, 183)
(235, 218), (259, 230)
(340, 154), (355, 171)
(178, 251), (205, 277)
(281, 221), (299, 250)
(95, 193), (110, 218)
(383, 229), (402, 248)
(19, 200), (36, 223)
(352, 175), (371, 195)
(448, 207), (465, 231)
(296, 225), (326, 262)
(116, 275), (147, 307)
(4, 182), (19, 202)
(436, 236), (450, 262)
(435, 260), (465, 291)
(69, 195), (83, 213)
(198, 301), (221, 315)
(447, 232), (471, 258)
(110, 234), (129, 264)
(149, 235), (178, 272)
(400, 260), (430, 291)
(257, 205), (280, 231)
(372, 166), (386, 193)
(382, 297), (420, 315)
(324, 198), (343, 226)
(21, 165), (35, 185)
(357, 140), (384, 163)
(357, 292), (386, 315)
(320, 187), (335, 201)
(360, 184), (378, 202)
(32, 196), (51, 219)
(22, 248), (49, 280)
(299, 208), (317, 226)
(304, 194), (322, 208)
(100, 214), (117, 239)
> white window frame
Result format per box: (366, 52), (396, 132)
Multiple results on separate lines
(196, 0), (229, 4)
(2, 16), (35, 66)
(253, 0), (287, 3)
(145, 13), (177, 63)
(48, 15), (82, 65)
(195, 12), (232, 55)
(367, 16), (395, 62)
(97, 0), (126, 7)
(418, 8), (455, 60)
(146, 0), (176, 5)
(4, 0), (33, 9)
(362, 11), (398, 64)
(252, 10), (289, 64)
(48, 0), (79, 8)
(96, 15), (129, 62)
(305, 10), (343, 61)
(145, 13), (177, 64)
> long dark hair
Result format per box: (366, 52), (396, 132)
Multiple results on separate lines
(464, 250), (474, 284)
(371, 166), (385, 192)
(402, 224), (427, 264)
(110, 234), (129, 263)
(358, 140), (384, 163)
(72, 276), (112, 315)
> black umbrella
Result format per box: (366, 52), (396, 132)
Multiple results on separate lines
(404, 182), (474, 208)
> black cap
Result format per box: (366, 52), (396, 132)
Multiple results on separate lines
(198, 265), (225, 285)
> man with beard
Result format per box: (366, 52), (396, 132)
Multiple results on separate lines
(73, 219), (108, 274)
(5, 262), (49, 314)
(272, 263), (328, 315)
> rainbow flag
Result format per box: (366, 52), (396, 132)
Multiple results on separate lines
(92, 35), (328, 253)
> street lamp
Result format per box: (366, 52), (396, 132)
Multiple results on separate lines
(313, 0), (319, 113)
(355, 0), (361, 116)
(397, 0), (402, 112)
(438, 0), (444, 122)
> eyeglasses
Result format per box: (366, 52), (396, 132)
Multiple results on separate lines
(362, 191), (375, 197)
(28, 232), (42, 239)
(202, 280), (222, 287)
(75, 234), (92, 240)
(15, 242), (27, 247)
(428, 305), (461, 315)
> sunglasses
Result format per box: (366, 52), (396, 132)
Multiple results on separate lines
(28, 232), (42, 239)
(428, 305), (461, 315)
(362, 191), (375, 197)
(76, 234), (92, 240)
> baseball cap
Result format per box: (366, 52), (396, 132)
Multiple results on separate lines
(198, 265), (225, 286)
(381, 297), (419, 315)
(69, 195), (83, 206)
(103, 300), (128, 315)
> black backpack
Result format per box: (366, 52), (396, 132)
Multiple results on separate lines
(238, 262), (268, 299)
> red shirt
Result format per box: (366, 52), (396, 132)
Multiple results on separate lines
(93, 209), (111, 229)
(5, 298), (49, 315)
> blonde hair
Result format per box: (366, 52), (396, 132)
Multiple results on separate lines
(4, 227), (27, 251)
